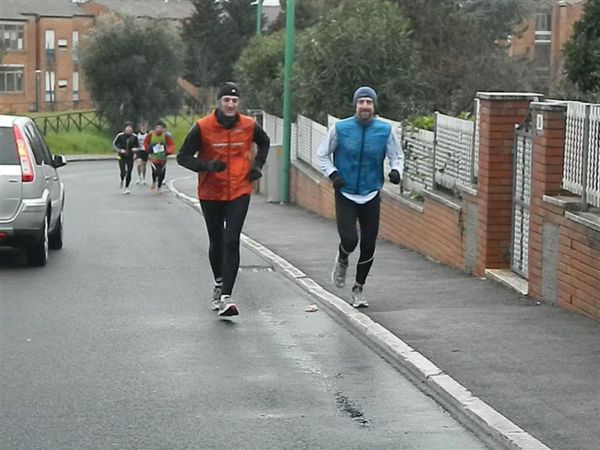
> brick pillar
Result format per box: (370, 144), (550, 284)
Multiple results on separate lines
(475, 92), (543, 276)
(528, 102), (567, 300)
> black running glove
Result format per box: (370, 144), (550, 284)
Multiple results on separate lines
(204, 160), (227, 172)
(248, 166), (262, 181)
(388, 169), (401, 185)
(329, 171), (346, 190)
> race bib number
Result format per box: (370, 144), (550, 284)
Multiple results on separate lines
(153, 144), (165, 154)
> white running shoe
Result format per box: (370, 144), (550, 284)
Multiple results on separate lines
(136, 179), (141, 185)
(123, 188), (131, 194)
(217, 295), (239, 317)
(210, 287), (222, 311)
(331, 253), (348, 288)
(351, 286), (369, 308)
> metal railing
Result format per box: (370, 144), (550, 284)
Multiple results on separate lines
(263, 110), (478, 197)
(563, 101), (600, 210)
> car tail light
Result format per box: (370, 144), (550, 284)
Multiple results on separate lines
(13, 125), (34, 182)
(0, 232), (7, 240)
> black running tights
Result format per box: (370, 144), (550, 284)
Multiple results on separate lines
(118, 157), (134, 187)
(151, 162), (166, 188)
(335, 191), (380, 286)
(200, 195), (251, 296)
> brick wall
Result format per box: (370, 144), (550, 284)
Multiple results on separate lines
(287, 92), (599, 320)
(290, 162), (466, 270)
(528, 102), (599, 319)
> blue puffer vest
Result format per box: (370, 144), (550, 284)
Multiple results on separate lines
(334, 116), (391, 195)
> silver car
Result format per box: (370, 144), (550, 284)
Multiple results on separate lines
(0, 115), (66, 266)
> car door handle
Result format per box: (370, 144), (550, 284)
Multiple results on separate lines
(8, 179), (18, 183)
(45, 176), (50, 181)
(53, 177), (58, 180)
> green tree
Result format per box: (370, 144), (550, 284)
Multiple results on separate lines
(183, 0), (259, 88)
(394, 0), (536, 113)
(269, 0), (344, 32)
(235, 31), (285, 115)
(81, 15), (184, 131)
(294, 0), (424, 122)
(564, 0), (600, 94)
(182, 0), (223, 88)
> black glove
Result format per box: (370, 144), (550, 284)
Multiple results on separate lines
(248, 166), (262, 181)
(388, 169), (401, 185)
(329, 171), (346, 190)
(204, 160), (226, 172)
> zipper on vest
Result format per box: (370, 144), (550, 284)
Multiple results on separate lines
(356, 126), (366, 193)
(227, 130), (231, 200)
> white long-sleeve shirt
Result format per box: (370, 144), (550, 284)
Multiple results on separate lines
(317, 119), (404, 203)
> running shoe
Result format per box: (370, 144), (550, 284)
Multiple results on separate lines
(217, 295), (239, 317)
(210, 286), (222, 311)
(351, 285), (369, 308)
(331, 253), (348, 288)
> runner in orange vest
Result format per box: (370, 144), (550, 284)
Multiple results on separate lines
(177, 82), (270, 317)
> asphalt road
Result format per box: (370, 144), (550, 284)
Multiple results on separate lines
(0, 161), (487, 450)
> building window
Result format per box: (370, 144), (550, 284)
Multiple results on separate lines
(57, 39), (68, 49)
(0, 23), (24, 51)
(58, 79), (68, 88)
(535, 13), (551, 44)
(72, 31), (79, 63)
(534, 42), (551, 76)
(45, 71), (55, 102)
(72, 71), (79, 101)
(535, 13), (551, 32)
(0, 66), (24, 93)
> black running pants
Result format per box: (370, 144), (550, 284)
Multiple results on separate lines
(200, 194), (251, 296)
(151, 162), (166, 188)
(118, 157), (134, 187)
(334, 191), (380, 286)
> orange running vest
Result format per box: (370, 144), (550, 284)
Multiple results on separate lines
(196, 112), (256, 201)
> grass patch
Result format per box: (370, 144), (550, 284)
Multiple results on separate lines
(44, 127), (114, 155)
(37, 113), (205, 155)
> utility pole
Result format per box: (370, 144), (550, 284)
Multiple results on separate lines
(256, 0), (263, 35)
(281, 0), (295, 203)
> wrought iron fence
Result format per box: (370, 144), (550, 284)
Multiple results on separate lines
(563, 101), (600, 209)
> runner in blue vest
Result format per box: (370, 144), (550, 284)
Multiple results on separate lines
(318, 86), (404, 307)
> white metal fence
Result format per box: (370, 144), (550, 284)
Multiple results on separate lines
(563, 101), (600, 209)
(263, 110), (478, 196)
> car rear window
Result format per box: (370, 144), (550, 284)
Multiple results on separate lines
(0, 127), (18, 165)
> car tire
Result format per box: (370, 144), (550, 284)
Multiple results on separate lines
(27, 216), (48, 267)
(49, 211), (63, 250)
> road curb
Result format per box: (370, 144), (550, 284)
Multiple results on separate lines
(169, 176), (551, 450)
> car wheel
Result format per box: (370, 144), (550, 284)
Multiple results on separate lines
(49, 211), (63, 250)
(27, 216), (48, 267)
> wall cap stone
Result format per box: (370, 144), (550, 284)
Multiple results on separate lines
(543, 194), (583, 211)
(422, 189), (462, 212)
(476, 92), (544, 101)
(530, 101), (568, 112)
(565, 211), (600, 233)
(291, 159), (323, 185)
(381, 185), (425, 213)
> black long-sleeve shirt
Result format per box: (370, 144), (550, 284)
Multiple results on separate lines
(112, 132), (139, 159)
(177, 110), (270, 173)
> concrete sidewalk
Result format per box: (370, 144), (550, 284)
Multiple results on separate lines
(172, 176), (599, 450)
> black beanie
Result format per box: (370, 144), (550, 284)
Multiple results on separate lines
(217, 82), (240, 99)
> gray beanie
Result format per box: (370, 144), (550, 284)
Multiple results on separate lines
(353, 86), (377, 106)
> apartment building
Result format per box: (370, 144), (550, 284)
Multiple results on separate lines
(509, 0), (586, 79)
(0, 0), (96, 113)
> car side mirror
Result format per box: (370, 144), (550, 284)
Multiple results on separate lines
(52, 154), (67, 168)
